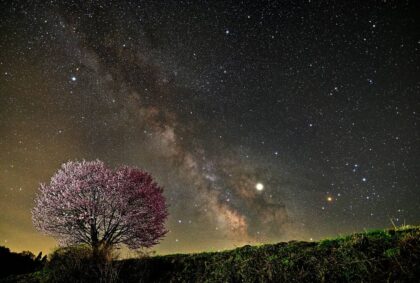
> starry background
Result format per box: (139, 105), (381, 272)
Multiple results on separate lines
(0, 1), (419, 255)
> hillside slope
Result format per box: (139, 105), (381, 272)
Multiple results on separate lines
(2, 226), (419, 282)
(119, 226), (420, 282)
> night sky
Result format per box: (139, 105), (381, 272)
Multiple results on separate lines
(1, 1), (419, 255)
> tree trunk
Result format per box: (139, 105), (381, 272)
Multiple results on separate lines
(91, 224), (102, 260)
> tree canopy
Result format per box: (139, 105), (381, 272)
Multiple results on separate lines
(32, 160), (168, 250)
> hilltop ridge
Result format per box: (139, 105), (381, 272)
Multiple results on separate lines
(2, 226), (419, 282)
(118, 226), (419, 282)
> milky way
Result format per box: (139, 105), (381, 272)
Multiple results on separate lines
(0, 1), (419, 254)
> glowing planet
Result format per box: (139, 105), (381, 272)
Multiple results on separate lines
(255, 183), (264, 191)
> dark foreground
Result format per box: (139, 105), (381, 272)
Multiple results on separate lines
(2, 226), (419, 282)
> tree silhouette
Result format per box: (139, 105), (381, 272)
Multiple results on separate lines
(0, 246), (46, 278)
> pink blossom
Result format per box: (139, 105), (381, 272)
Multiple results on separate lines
(32, 160), (168, 249)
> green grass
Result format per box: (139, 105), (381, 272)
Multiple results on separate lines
(118, 226), (420, 282)
(2, 226), (419, 282)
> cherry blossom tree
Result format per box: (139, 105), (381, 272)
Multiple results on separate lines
(32, 160), (168, 252)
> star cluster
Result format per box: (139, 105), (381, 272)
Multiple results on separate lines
(0, 1), (419, 254)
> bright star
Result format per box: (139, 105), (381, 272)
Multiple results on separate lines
(71, 76), (77, 81)
(255, 183), (264, 191)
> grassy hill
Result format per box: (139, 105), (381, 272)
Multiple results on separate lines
(2, 225), (419, 282)
(118, 226), (419, 282)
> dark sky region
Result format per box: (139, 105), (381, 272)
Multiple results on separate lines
(0, 1), (419, 255)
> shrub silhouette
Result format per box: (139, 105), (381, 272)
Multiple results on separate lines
(45, 245), (119, 283)
(0, 246), (46, 278)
